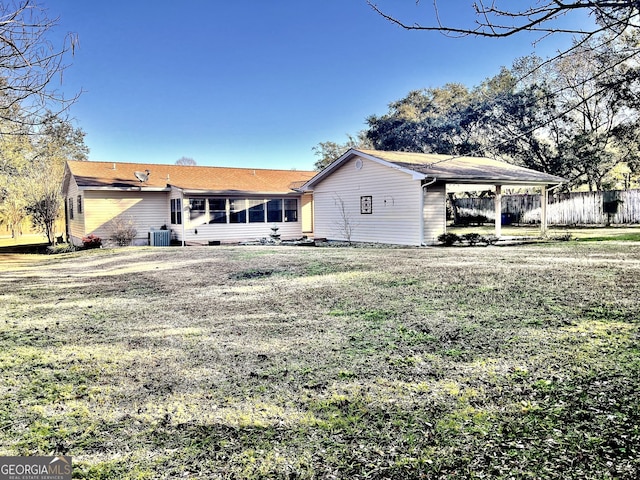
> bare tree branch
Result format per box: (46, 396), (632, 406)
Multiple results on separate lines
(367, 1), (640, 37)
(0, 0), (80, 128)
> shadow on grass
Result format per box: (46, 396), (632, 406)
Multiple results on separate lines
(0, 243), (49, 254)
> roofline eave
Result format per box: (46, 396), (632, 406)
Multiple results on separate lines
(78, 186), (171, 192)
(439, 178), (567, 186)
(180, 189), (303, 196)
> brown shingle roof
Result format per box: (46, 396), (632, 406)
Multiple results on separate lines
(67, 160), (317, 194)
(303, 149), (567, 189)
(357, 149), (567, 184)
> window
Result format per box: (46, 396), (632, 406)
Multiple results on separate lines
(68, 198), (74, 220)
(229, 199), (246, 223)
(284, 199), (298, 222)
(77, 195), (83, 214)
(189, 198), (206, 223)
(168, 197), (298, 225)
(267, 199), (283, 222)
(171, 198), (182, 224)
(361, 196), (373, 214)
(208, 198), (227, 224)
(248, 199), (265, 223)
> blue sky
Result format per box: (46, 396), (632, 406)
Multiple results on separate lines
(48, 1), (591, 170)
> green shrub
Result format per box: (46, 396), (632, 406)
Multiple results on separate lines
(462, 233), (483, 246)
(437, 233), (460, 246)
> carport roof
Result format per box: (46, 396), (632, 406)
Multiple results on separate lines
(303, 149), (567, 188)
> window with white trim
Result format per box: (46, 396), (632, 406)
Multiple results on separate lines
(284, 199), (298, 222)
(208, 198), (227, 224)
(171, 198), (182, 224)
(189, 198), (206, 223)
(229, 199), (247, 223)
(248, 199), (265, 223)
(267, 199), (283, 222)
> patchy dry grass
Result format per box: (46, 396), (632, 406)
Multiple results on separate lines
(1, 243), (639, 479)
(449, 224), (640, 241)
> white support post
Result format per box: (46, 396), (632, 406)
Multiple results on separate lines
(494, 185), (502, 238)
(540, 185), (548, 236)
(181, 193), (186, 247)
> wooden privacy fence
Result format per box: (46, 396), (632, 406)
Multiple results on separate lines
(453, 189), (640, 225)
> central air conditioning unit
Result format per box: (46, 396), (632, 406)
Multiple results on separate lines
(149, 229), (170, 246)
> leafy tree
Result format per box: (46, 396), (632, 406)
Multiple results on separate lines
(510, 35), (640, 190)
(29, 116), (88, 243)
(22, 156), (64, 244)
(366, 78), (525, 157)
(35, 113), (89, 163)
(364, 40), (640, 190)
(312, 132), (372, 170)
(0, 1), (83, 243)
(367, 2), (640, 180)
(366, 83), (481, 155)
(0, 191), (27, 238)
(0, 113), (88, 244)
(0, 115), (33, 235)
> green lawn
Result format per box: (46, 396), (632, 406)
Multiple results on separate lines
(1, 243), (639, 479)
(0, 234), (49, 248)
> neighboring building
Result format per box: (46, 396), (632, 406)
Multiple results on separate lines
(63, 161), (316, 246)
(301, 149), (566, 246)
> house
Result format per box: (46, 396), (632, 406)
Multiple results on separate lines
(301, 149), (566, 246)
(63, 161), (316, 246)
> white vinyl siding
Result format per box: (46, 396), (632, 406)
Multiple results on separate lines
(423, 183), (446, 245)
(83, 191), (169, 245)
(312, 156), (423, 245)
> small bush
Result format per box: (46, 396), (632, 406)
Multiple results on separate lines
(462, 233), (483, 246)
(550, 233), (572, 241)
(47, 243), (78, 254)
(110, 217), (138, 246)
(437, 233), (460, 246)
(81, 234), (102, 249)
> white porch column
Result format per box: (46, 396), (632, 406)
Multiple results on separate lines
(540, 185), (548, 236)
(494, 185), (502, 238)
(181, 192), (186, 247)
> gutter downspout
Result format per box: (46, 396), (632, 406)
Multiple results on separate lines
(421, 177), (437, 246)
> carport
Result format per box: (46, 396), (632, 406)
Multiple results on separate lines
(302, 149), (567, 246)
